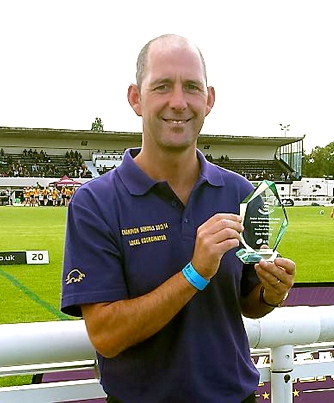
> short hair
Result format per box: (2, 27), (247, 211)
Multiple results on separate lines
(135, 34), (208, 91)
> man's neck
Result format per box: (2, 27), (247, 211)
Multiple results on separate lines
(134, 147), (200, 205)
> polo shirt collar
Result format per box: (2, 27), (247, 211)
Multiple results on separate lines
(198, 149), (225, 187)
(118, 148), (224, 196)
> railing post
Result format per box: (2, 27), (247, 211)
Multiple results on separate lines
(270, 345), (294, 403)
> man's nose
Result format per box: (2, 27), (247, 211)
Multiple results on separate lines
(169, 86), (187, 110)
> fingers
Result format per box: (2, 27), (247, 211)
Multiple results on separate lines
(255, 257), (296, 292)
(205, 213), (242, 225)
(273, 257), (296, 276)
(205, 213), (243, 237)
(196, 214), (243, 252)
(192, 213), (244, 279)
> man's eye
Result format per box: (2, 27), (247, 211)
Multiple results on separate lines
(185, 84), (200, 92)
(154, 85), (169, 92)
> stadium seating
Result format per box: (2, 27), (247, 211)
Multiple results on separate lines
(212, 157), (294, 182)
(0, 150), (93, 179)
(0, 146), (294, 183)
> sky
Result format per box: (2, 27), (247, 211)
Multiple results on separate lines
(1, 0), (333, 154)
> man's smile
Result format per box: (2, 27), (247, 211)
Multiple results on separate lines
(163, 118), (191, 125)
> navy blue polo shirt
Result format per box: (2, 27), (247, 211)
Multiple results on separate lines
(61, 148), (260, 403)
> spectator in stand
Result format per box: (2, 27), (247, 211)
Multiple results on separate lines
(31, 162), (39, 173)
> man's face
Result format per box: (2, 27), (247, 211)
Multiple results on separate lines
(131, 42), (215, 152)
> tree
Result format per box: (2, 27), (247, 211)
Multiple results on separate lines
(91, 117), (104, 132)
(303, 142), (334, 178)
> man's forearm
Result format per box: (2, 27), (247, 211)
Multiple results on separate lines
(82, 271), (198, 358)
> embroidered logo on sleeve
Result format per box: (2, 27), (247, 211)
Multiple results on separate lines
(65, 269), (86, 285)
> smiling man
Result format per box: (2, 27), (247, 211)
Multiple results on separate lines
(127, 35), (214, 161)
(61, 34), (296, 403)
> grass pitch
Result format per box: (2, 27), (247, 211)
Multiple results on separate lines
(278, 205), (334, 282)
(0, 204), (333, 326)
(0, 206), (68, 324)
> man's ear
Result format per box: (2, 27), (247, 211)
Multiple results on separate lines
(127, 84), (142, 116)
(205, 86), (216, 117)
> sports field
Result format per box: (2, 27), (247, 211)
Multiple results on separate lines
(0, 204), (333, 388)
(0, 205), (333, 326)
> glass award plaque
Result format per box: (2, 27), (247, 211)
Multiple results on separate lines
(236, 180), (288, 264)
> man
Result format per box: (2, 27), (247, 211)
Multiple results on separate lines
(61, 34), (296, 403)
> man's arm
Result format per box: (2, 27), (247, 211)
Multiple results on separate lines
(82, 213), (243, 358)
(82, 271), (197, 358)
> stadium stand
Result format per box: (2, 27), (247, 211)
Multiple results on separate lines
(213, 156), (295, 182)
(0, 126), (305, 194)
(0, 149), (93, 179)
(0, 149), (297, 183)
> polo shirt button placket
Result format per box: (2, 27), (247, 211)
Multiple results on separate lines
(182, 215), (194, 239)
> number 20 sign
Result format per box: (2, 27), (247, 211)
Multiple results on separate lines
(26, 251), (49, 264)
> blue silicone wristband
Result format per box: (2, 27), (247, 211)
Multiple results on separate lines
(182, 262), (210, 291)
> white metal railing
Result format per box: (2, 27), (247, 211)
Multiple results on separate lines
(0, 306), (334, 402)
(244, 305), (334, 402)
(0, 320), (106, 402)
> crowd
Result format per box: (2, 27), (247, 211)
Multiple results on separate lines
(0, 148), (92, 179)
(203, 153), (294, 182)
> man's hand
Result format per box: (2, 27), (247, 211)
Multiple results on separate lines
(254, 257), (296, 307)
(191, 213), (243, 280)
